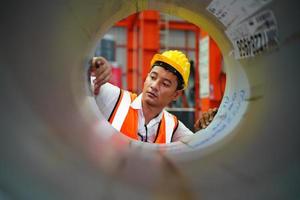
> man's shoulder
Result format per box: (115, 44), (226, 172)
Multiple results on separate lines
(102, 82), (120, 90)
(163, 109), (178, 120)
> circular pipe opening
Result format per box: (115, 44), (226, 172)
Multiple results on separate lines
(81, 2), (250, 162)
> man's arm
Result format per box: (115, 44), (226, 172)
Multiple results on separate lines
(90, 57), (120, 119)
(172, 121), (194, 142)
(95, 83), (120, 119)
(89, 56), (112, 95)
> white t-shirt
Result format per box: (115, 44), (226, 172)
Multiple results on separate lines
(95, 83), (194, 142)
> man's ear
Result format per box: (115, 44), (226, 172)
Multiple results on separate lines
(172, 89), (183, 101)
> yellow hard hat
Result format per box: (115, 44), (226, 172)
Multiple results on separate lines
(150, 50), (190, 89)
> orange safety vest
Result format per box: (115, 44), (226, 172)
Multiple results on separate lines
(108, 90), (179, 144)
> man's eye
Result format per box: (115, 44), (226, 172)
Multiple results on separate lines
(150, 75), (156, 80)
(163, 82), (170, 87)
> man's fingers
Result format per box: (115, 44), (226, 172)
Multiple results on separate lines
(93, 61), (111, 81)
(94, 73), (111, 95)
(94, 64), (106, 77)
(94, 84), (100, 95)
(98, 72), (112, 87)
(203, 112), (210, 125)
(195, 107), (219, 130)
(92, 57), (106, 68)
(208, 109), (214, 121)
(194, 120), (199, 129)
(212, 107), (218, 115)
(94, 67), (111, 85)
(95, 59), (104, 67)
(93, 68), (112, 95)
(89, 56), (112, 96)
(208, 112), (213, 121)
(207, 107), (218, 121)
(194, 119), (201, 130)
(93, 58), (112, 83)
(91, 57), (109, 77)
(90, 71), (96, 76)
(199, 117), (206, 129)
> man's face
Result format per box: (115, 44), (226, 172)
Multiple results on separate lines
(142, 66), (182, 109)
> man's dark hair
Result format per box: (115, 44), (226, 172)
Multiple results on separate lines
(152, 61), (184, 90)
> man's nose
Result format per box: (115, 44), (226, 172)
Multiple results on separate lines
(150, 79), (159, 90)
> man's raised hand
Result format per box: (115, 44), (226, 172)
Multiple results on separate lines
(89, 57), (112, 95)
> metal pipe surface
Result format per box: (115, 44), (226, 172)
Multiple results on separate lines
(1, 0), (300, 199)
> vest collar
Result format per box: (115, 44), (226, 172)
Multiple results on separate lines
(131, 93), (164, 128)
(131, 93), (143, 109)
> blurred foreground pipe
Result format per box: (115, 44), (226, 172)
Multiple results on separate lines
(1, 0), (300, 199)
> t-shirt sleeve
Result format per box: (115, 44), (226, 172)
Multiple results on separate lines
(94, 83), (121, 120)
(172, 120), (194, 142)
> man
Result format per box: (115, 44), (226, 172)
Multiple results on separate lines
(90, 50), (217, 144)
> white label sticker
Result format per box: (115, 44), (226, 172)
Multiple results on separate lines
(207, 0), (273, 27)
(226, 10), (277, 41)
(225, 10), (278, 59)
(233, 27), (278, 59)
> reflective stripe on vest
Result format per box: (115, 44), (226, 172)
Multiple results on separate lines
(164, 110), (176, 143)
(109, 90), (178, 143)
(110, 91), (131, 131)
(153, 112), (178, 144)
